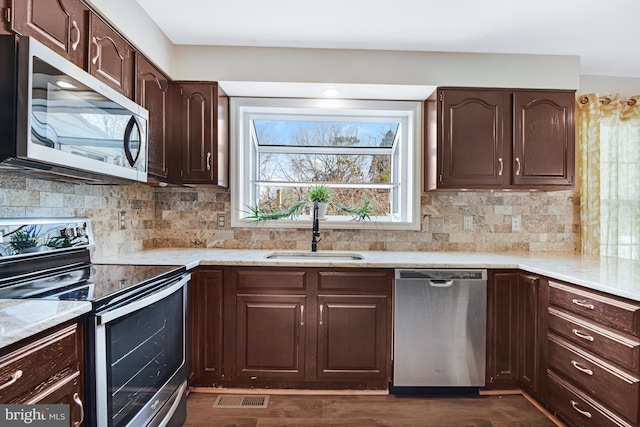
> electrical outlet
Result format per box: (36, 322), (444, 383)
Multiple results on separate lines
(463, 216), (473, 231)
(512, 216), (521, 232)
(217, 214), (227, 229)
(119, 211), (126, 230)
(430, 217), (444, 233)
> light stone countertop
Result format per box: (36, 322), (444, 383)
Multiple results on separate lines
(94, 249), (640, 302)
(0, 299), (91, 350)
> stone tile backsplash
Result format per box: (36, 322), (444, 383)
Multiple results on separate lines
(1, 175), (580, 258)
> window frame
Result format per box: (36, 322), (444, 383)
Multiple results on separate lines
(230, 97), (422, 230)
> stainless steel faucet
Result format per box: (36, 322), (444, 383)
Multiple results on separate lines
(311, 201), (321, 252)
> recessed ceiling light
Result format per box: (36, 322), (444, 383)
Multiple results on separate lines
(322, 88), (340, 97)
(56, 80), (77, 89)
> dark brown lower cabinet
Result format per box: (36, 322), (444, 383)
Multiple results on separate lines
(316, 295), (388, 382)
(234, 294), (307, 381)
(210, 266), (392, 389)
(189, 269), (224, 386)
(487, 271), (519, 388)
(487, 270), (545, 397)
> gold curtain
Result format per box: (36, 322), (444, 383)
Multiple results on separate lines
(578, 94), (640, 260)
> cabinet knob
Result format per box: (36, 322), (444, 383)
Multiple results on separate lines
(571, 328), (595, 342)
(0, 369), (22, 391)
(571, 298), (595, 310)
(72, 392), (85, 426)
(570, 360), (593, 376)
(91, 37), (100, 65)
(71, 20), (80, 51)
(570, 400), (592, 419)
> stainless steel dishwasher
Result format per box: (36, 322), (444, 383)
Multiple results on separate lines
(392, 269), (487, 392)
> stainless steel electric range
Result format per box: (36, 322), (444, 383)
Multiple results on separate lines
(0, 218), (190, 427)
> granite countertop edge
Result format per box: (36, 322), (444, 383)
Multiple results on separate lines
(0, 300), (91, 351)
(94, 249), (640, 302)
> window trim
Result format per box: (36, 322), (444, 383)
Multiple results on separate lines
(230, 97), (422, 231)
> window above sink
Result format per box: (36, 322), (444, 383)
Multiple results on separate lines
(230, 97), (422, 231)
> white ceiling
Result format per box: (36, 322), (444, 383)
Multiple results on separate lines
(135, 0), (640, 81)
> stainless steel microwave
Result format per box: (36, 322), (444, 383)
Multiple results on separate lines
(0, 35), (148, 183)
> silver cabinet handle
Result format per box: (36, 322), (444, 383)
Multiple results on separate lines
(515, 157), (521, 176)
(72, 392), (84, 426)
(572, 329), (595, 342)
(571, 360), (593, 376)
(71, 20), (80, 51)
(0, 370), (23, 391)
(498, 157), (503, 176)
(319, 304), (324, 325)
(300, 304), (304, 326)
(91, 37), (100, 65)
(570, 400), (592, 419)
(572, 299), (595, 310)
(206, 152), (212, 171)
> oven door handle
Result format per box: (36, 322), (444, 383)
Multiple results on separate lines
(96, 274), (190, 324)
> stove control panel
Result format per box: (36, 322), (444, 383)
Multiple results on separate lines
(0, 218), (94, 258)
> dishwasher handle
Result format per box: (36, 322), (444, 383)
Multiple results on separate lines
(429, 280), (454, 288)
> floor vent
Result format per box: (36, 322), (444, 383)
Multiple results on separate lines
(213, 395), (270, 409)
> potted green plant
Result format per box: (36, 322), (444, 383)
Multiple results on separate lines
(306, 184), (332, 218)
(9, 225), (42, 254)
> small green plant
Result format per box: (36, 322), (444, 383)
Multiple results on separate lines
(242, 200), (307, 222)
(335, 196), (374, 221)
(9, 225), (41, 253)
(307, 184), (332, 203)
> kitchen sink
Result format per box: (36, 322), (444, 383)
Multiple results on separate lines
(265, 251), (364, 261)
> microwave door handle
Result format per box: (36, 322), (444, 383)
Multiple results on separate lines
(96, 274), (190, 324)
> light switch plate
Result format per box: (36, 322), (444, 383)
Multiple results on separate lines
(464, 216), (473, 231)
(430, 217), (444, 233)
(512, 216), (521, 232)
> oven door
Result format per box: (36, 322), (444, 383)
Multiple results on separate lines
(94, 273), (189, 427)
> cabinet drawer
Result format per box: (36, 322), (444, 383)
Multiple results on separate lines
(547, 370), (633, 427)
(318, 270), (392, 294)
(548, 333), (640, 423)
(549, 280), (640, 337)
(0, 325), (79, 403)
(234, 269), (308, 293)
(548, 307), (640, 373)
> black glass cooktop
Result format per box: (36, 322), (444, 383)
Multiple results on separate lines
(0, 263), (182, 301)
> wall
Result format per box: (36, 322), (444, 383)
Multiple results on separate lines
(579, 75), (640, 96)
(153, 186), (580, 253)
(0, 175), (155, 258)
(0, 175), (580, 256)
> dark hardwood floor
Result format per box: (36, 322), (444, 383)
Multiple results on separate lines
(183, 392), (561, 426)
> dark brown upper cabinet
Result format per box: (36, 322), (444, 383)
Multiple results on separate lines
(170, 82), (229, 186)
(135, 54), (170, 181)
(8, 0), (88, 68)
(87, 12), (133, 98)
(426, 88), (575, 191)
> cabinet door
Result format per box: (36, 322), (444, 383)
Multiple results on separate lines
(487, 271), (519, 388)
(87, 12), (133, 98)
(518, 273), (540, 394)
(438, 89), (510, 188)
(10, 0), (87, 67)
(189, 270), (223, 386)
(176, 82), (228, 186)
(233, 294), (307, 380)
(29, 373), (85, 426)
(136, 55), (170, 181)
(316, 295), (388, 384)
(513, 91), (575, 187)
